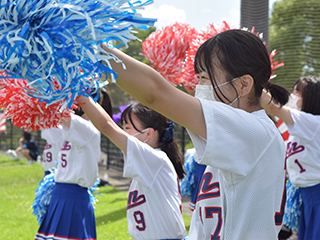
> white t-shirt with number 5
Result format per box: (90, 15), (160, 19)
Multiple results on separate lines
(55, 114), (101, 188)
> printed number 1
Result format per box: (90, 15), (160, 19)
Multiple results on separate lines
(205, 207), (222, 240)
(134, 211), (146, 231)
(294, 159), (306, 173)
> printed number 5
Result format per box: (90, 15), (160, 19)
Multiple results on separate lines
(134, 211), (146, 231)
(61, 153), (67, 168)
(205, 207), (222, 240)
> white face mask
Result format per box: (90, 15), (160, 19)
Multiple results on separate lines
(286, 93), (301, 110)
(132, 128), (149, 143)
(194, 78), (240, 106)
(195, 85), (215, 101)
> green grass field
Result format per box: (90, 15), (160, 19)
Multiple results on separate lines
(0, 154), (191, 239)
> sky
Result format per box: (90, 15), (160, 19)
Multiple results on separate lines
(139, 0), (279, 31)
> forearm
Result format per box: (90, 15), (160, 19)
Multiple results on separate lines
(260, 90), (294, 125)
(102, 43), (173, 108)
(77, 96), (128, 153)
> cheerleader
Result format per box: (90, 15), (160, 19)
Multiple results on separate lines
(35, 90), (110, 240)
(77, 96), (186, 240)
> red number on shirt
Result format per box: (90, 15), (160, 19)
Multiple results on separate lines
(205, 207), (222, 240)
(61, 153), (67, 168)
(45, 152), (52, 162)
(294, 159), (306, 173)
(133, 211), (146, 231)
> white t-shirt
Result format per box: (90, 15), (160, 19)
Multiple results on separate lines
(286, 109), (320, 187)
(41, 125), (65, 171)
(188, 165), (221, 239)
(188, 99), (286, 240)
(123, 135), (186, 240)
(54, 114), (101, 188)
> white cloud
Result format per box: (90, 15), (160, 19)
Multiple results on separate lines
(218, 7), (240, 29)
(141, 4), (187, 29)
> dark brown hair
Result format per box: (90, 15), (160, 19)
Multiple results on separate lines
(296, 76), (320, 115)
(121, 103), (185, 179)
(194, 29), (289, 106)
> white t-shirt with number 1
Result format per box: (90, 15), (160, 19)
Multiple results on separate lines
(286, 109), (320, 188)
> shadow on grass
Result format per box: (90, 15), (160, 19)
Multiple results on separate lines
(95, 206), (127, 226)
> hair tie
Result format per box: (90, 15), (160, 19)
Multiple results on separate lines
(266, 80), (272, 89)
(161, 120), (175, 143)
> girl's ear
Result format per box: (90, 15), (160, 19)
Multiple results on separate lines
(146, 128), (155, 139)
(239, 74), (254, 97)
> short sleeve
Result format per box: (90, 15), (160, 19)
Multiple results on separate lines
(64, 114), (99, 148)
(286, 109), (320, 141)
(41, 125), (65, 144)
(190, 99), (280, 177)
(123, 136), (168, 190)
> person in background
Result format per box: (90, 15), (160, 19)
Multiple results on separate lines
(261, 76), (320, 240)
(34, 89), (109, 240)
(77, 96), (186, 240)
(7, 131), (40, 165)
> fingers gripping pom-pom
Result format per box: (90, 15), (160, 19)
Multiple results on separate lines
(142, 22), (198, 85)
(0, 71), (74, 131)
(0, 0), (156, 107)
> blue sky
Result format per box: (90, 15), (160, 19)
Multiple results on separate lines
(140, 0), (279, 31)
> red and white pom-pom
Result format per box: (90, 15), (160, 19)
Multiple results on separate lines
(0, 71), (74, 131)
(182, 21), (232, 90)
(182, 22), (284, 90)
(142, 22), (198, 85)
(270, 49), (284, 79)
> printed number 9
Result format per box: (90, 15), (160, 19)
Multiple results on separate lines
(45, 152), (52, 162)
(134, 211), (146, 231)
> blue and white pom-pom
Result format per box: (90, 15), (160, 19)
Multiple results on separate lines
(32, 170), (56, 226)
(32, 169), (102, 225)
(0, 0), (156, 109)
(87, 177), (102, 206)
(180, 149), (196, 197)
(283, 179), (302, 231)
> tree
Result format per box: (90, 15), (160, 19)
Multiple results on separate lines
(269, 0), (320, 89)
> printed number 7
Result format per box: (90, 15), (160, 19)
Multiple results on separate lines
(134, 211), (146, 231)
(205, 207), (222, 240)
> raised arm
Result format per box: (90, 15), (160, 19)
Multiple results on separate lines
(77, 96), (129, 154)
(102, 44), (206, 139)
(260, 90), (294, 126)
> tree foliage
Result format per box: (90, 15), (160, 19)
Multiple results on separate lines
(269, 0), (320, 90)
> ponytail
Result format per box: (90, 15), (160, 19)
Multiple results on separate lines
(265, 80), (290, 107)
(159, 121), (185, 179)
